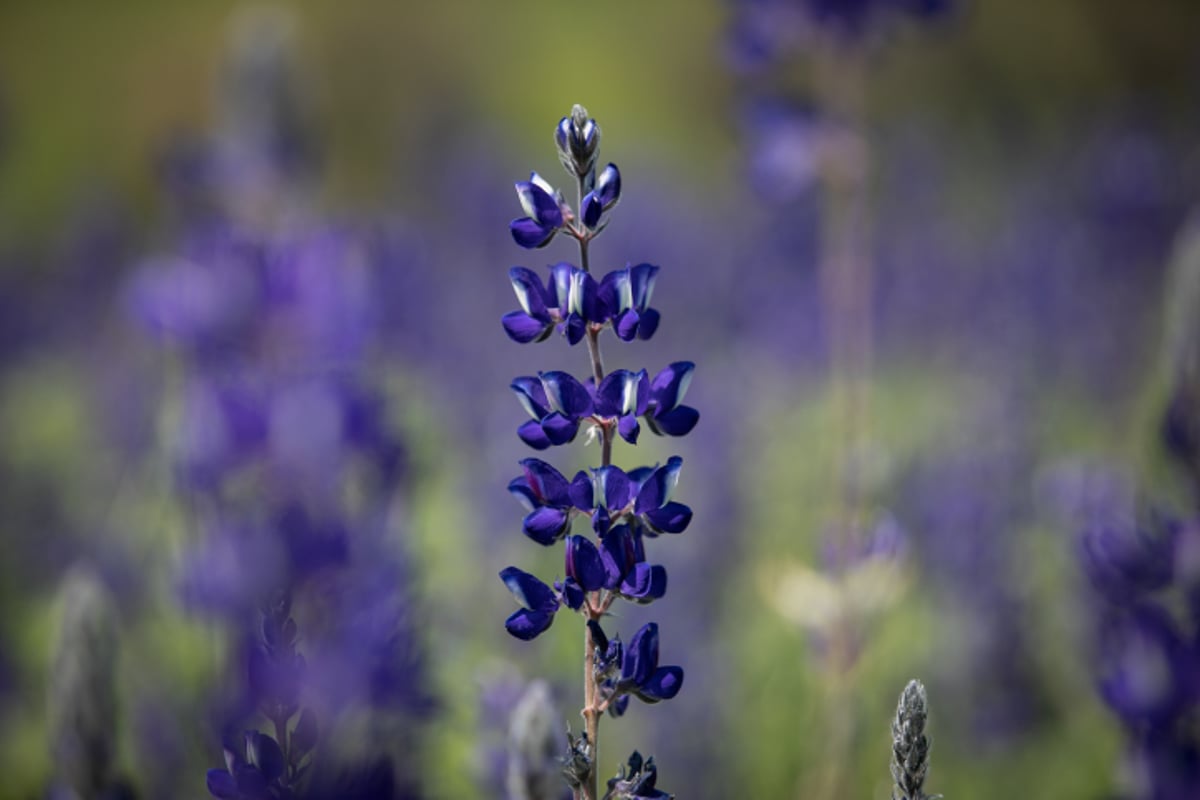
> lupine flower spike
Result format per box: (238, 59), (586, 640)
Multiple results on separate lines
(498, 105), (694, 799)
(891, 679), (940, 800)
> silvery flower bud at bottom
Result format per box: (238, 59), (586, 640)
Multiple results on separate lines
(507, 680), (570, 800)
(891, 679), (939, 800)
(48, 567), (120, 800)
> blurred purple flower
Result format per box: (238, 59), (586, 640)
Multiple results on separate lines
(726, 0), (951, 67)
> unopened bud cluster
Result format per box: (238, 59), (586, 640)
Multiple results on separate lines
(891, 679), (938, 800)
(556, 104), (601, 180)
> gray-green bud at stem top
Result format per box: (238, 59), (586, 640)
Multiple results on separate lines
(48, 567), (119, 800)
(556, 104), (601, 180)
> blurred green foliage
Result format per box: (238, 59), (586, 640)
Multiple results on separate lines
(0, 1), (1198, 798)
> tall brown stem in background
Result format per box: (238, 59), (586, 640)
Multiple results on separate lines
(808, 39), (874, 800)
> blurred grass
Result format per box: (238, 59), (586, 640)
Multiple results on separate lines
(726, 366), (1128, 799)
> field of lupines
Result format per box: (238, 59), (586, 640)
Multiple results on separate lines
(2, 1), (1199, 798)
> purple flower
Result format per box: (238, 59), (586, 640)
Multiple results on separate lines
(630, 457), (693, 536)
(742, 99), (823, 202)
(589, 465), (637, 537)
(499, 567), (563, 640)
(206, 731), (285, 800)
(598, 525), (668, 604)
(511, 371), (595, 449)
(501, 263), (608, 346)
(565, 534), (607, 594)
(501, 266), (558, 344)
(644, 362), (699, 437)
(511, 173), (566, 249)
(618, 561), (669, 604)
(727, 0), (951, 59)
(595, 369), (649, 445)
(590, 621), (684, 714)
(618, 623), (684, 704)
(551, 262), (606, 345)
(600, 263), (660, 342)
(1096, 604), (1193, 728)
(513, 368), (653, 449)
(586, 459), (692, 542)
(508, 458), (591, 545)
(580, 163), (622, 231)
(1080, 518), (1177, 604)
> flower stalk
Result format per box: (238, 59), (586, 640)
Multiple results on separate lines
(499, 104), (689, 800)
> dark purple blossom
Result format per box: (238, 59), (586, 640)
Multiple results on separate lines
(588, 621), (684, 716)
(499, 567), (564, 640)
(595, 369), (649, 445)
(599, 263), (660, 342)
(583, 455), (691, 537)
(502, 263), (607, 346)
(643, 362), (699, 437)
(619, 623), (684, 704)
(511, 371), (595, 449)
(507, 458), (591, 545)
(511, 173), (566, 249)
(595, 524), (668, 604)
(565, 534), (607, 593)
(555, 264), (606, 345)
(501, 266), (559, 344)
(617, 562), (669, 604)
(589, 465), (637, 537)
(581, 163), (622, 231)
(630, 457), (693, 536)
(207, 731), (288, 800)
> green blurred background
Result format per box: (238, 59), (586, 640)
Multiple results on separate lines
(2, 2), (1199, 799)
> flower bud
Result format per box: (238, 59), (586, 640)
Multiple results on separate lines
(506, 680), (566, 800)
(556, 104), (601, 179)
(48, 568), (118, 798)
(891, 679), (936, 800)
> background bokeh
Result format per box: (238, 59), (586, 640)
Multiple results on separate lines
(2, 1), (1200, 798)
